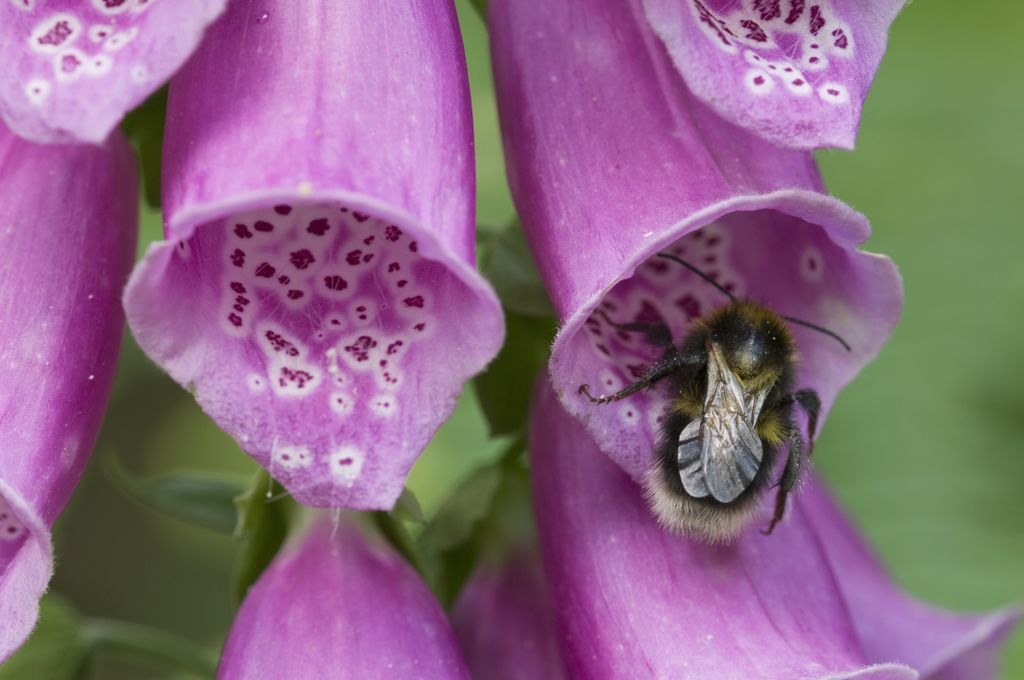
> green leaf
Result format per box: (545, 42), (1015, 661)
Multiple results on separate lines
(392, 487), (426, 525)
(0, 595), (87, 680)
(417, 437), (527, 604)
(479, 221), (555, 318)
(231, 470), (290, 607)
(102, 452), (246, 535)
(120, 86), (167, 208)
(468, 0), (488, 22)
(473, 311), (556, 436)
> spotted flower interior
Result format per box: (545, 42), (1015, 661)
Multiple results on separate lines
(135, 200), (496, 509)
(0, 495), (28, 575)
(1, 0), (224, 142)
(643, 0), (904, 148)
(557, 212), (873, 481)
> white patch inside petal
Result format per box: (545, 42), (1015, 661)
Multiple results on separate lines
(87, 53), (114, 76)
(0, 497), (26, 542)
(24, 79), (50, 105)
(53, 48), (88, 82)
(103, 27), (138, 52)
(370, 394), (398, 418)
(817, 82), (849, 105)
(88, 24), (113, 43)
(273, 445), (312, 470)
(29, 13), (81, 54)
(744, 68), (775, 95)
(92, 0), (133, 15)
(329, 446), (365, 486)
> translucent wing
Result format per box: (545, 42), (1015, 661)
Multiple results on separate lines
(677, 343), (768, 503)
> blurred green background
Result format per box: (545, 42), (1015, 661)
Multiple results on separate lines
(9, 0), (1023, 677)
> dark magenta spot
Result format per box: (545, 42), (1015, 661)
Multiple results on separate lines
(387, 340), (404, 355)
(254, 220), (274, 232)
(705, 236), (721, 247)
(231, 249), (246, 267)
(740, 19), (766, 42)
(255, 262), (276, 278)
(397, 280), (408, 288)
(279, 367), (313, 389)
(338, 457), (354, 466)
(287, 290), (305, 300)
(234, 224), (253, 239)
(346, 250), (363, 266)
(344, 336), (378, 362)
(352, 212), (369, 222)
(362, 253), (374, 263)
(675, 294), (702, 320)
(785, 0), (805, 24)
(409, 241), (418, 252)
(827, 88), (840, 96)
(290, 249), (315, 270)
(278, 275), (291, 285)
(792, 79), (805, 86)
(233, 304), (244, 312)
(324, 275), (348, 291)
(228, 313), (242, 327)
(385, 225), (402, 241)
(753, 75), (765, 85)
(37, 20), (73, 47)
(832, 28), (848, 49)
(307, 218), (330, 236)
(273, 204), (293, 215)
(414, 323), (426, 332)
(236, 296), (250, 305)
(403, 295), (424, 309)
(388, 262), (401, 273)
(265, 330), (300, 357)
(231, 281), (247, 294)
(809, 56), (820, 64)
(363, 235), (376, 246)
(809, 5), (825, 34)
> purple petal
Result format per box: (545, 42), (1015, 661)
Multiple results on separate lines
(803, 481), (1021, 679)
(0, 0), (226, 144)
(218, 516), (470, 679)
(452, 554), (569, 680)
(529, 383), (917, 679)
(490, 0), (900, 485)
(124, 0), (504, 510)
(642, 0), (904, 149)
(0, 123), (137, 661)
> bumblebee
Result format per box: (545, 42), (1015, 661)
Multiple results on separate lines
(579, 253), (849, 543)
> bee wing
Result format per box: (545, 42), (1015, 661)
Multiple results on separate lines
(677, 343), (768, 503)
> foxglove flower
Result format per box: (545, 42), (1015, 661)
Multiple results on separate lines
(489, 0), (900, 490)
(0, 0), (226, 144)
(641, 0), (904, 149)
(452, 553), (569, 679)
(0, 123), (137, 661)
(124, 0), (503, 509)
(218, 516), (470, 679)
(530, 384), (1017, 678)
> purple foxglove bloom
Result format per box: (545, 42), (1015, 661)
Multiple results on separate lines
(0, 0), (226, 144)
(641, 0), (904, 149)
(0, 123), (137, 661)
(452, 553), (569, 679)
(802, 482), (1021, 680)
(218, 516), (470, 679)
(124, 0), (503, 509)
(530, 384), (1017, 678)
(490, 0), (900, 505)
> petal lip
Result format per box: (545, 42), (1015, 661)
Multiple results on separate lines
(0, 479), (52, 664)
(489, 0), (901, 481)
(125, 0), (503, 510)
(642, 0), (907, 150)
(549, 188), (902, 480)
(0, 0), (227, 144)
(528, 381), (919, 680)
(921, 606), (1021, 679)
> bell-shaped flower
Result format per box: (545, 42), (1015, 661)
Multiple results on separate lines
(529, 383), (1019, 678)
(0, 123), (137, 661)
(640, 0), (904, 149)
(124, 0), (503, 510)
(489, 0), (900, 500)
(0, 0), (226, 144)
(453, 553), (569, 679)
(218, 516), (470, 679)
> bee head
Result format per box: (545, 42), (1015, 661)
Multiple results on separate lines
(706, 301), (794, 388)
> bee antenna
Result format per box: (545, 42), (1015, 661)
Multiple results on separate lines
(656, 253), (736, 301)
(780, 316), (851, 352)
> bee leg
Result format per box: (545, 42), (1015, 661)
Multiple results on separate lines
(579, 347), (705, 404)
(595, 310), (674, 349)
(762, 427), (804, 536)
(792, 388), (821, 455)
